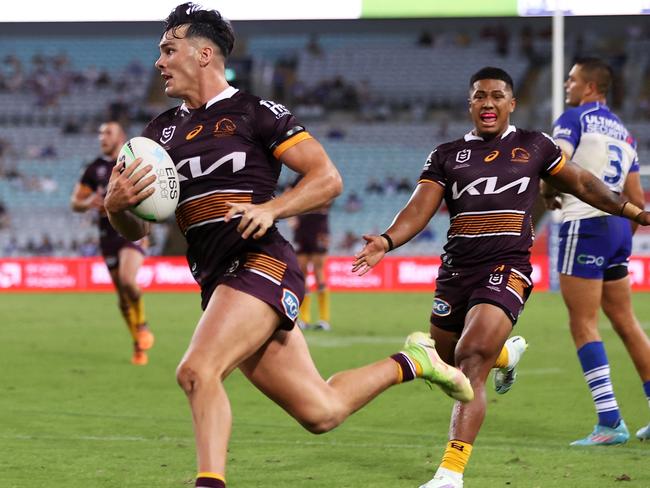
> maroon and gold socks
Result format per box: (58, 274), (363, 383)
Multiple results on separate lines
(195, 472), (225, 488)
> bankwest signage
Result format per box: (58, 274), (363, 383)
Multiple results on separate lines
(2, 256), (650, 292)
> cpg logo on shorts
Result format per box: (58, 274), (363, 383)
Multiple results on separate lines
(432, 297), (451, 316)
(577, 254), (605, 267)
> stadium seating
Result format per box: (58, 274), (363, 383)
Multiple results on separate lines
(0, 30), (648, 257)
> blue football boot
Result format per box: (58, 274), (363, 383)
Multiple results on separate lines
(570, 420), (629, 446)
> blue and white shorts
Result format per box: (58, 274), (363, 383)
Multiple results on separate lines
(558, 215), (632, 281)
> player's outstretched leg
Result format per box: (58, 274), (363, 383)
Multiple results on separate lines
(402, 332), (473, 402)
(493, 336), (528, 394)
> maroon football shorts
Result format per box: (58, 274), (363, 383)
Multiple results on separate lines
(430, 263), (533, 332)
(294, 213), (329, 254)
(101, 234), (145, 270)
(201, 235), (305, 330)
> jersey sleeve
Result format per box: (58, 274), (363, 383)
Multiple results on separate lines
(538, 132), (566, 176)
(254, 99), (313, 159)
(418, 148), (446, 187)
(78, 163), (98, 191)
(552, 108), (581, 152)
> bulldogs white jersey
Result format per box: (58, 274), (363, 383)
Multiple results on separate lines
(552, 102), (639, 222)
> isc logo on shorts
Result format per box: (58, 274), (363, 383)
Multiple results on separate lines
(432, 298), (451, 316)
(282, 288), (299, 321)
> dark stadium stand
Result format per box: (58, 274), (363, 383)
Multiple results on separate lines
(1, 23), (649, 257)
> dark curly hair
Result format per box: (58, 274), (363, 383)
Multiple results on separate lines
(163, 3), (235, 58)
(470, 66), (514, 93)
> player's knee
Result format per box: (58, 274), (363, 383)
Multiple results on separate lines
(176, 362), (209, 395)
(611, 318), (639, 341)
(300, 413), (339, 434)
(176, 356), (230, 395)
(297, 403), (344, 434)
(120, 279), (141, 302)
(455, 345), (491, 379)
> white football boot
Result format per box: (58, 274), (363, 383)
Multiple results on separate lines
(636, 422), (650, 441)
(494, 335), (528, 394)
(419, 468), (464, 488)
(313, 320), (331, 331)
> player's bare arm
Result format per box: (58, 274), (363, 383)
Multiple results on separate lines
(352, 181), (444, 275)
(541, 140), (573, 211)
(623, 170), (645, 233)
(623, 171), (645, 210)
(542, 138), (576, 210)
(224, 138), (342, 240)
(70, 183), (104, 212)
(104, 158), (156, 240)
(540, 180), (561, 210)
(544, 161), (650, 225)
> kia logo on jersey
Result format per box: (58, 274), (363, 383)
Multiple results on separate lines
(451, 176), (531, 200)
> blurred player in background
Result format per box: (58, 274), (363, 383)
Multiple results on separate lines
(542, 57), (650, 445)
(70, 121), (154, 366)
(353, 67), (650, 488)
(103, 5), (472, 488)
(290, 174), (332, 330)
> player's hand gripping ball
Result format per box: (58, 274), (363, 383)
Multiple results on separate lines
(117, 137), (179, 222)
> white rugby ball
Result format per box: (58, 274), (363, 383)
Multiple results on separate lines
(117, 136), (179, 222)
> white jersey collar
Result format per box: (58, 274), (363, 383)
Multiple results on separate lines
(464, 124), (516, 142)
(180, 86), (239, 112)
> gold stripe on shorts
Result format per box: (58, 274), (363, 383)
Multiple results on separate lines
(244, 252), (287, 283)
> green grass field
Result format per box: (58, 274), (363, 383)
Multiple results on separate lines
(1, 291), (649, 487)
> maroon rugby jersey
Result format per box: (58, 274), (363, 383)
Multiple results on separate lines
(141, 87), (312, 288)
(419, 125), (566, 269)
(79, 156), (120, 241)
